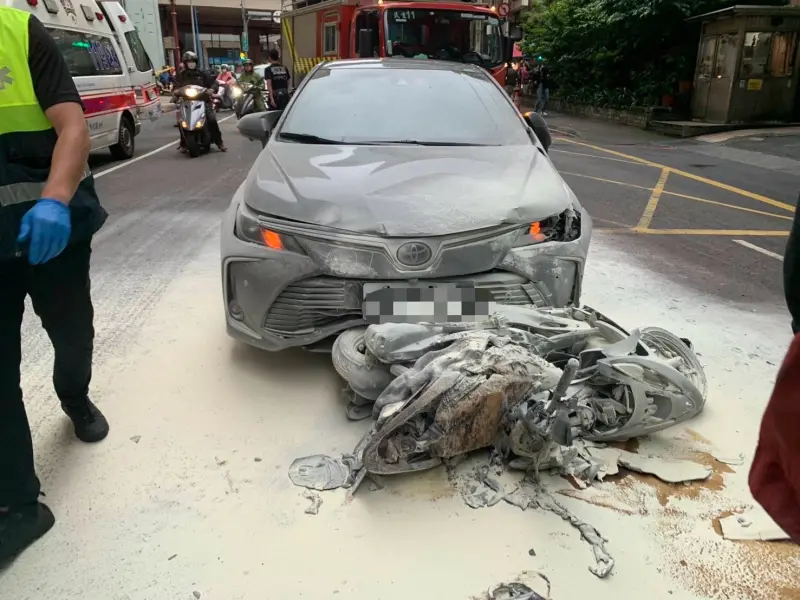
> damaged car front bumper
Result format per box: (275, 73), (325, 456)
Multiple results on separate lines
(221, 190), (593, 352)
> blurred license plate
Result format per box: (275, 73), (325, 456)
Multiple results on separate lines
(362, 283), (495, 324)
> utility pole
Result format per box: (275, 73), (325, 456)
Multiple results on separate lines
(189, 0), (201, 67)
(170, 0), (180, 66)
(241, 0), (249, 59)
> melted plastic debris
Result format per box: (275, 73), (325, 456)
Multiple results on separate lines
(504, 476), (615, 579)
(487, 582), (546, 600)
(475, 571), (551, 600)
(302, 490), (322, 515)
(461, 466), (506, 509)
(288, 455), (356, 491)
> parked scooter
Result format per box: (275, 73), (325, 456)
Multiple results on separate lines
(174, 84), (213, 158)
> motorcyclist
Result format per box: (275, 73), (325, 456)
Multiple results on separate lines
(173, 51), (227, 152)
(217, 64), (234, 84)
(237, 59), (267, 113)
(263, 49), (291, 110)
(216, 64), (236, 109)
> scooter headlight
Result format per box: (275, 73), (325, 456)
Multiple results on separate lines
(232, 87), (243, 98)
(185, 88), (198, 98)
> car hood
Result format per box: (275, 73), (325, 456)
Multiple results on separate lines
(242, 142), (573, 237)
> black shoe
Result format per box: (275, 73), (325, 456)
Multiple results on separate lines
(0, 503), (55, 566)
(62, 399), (109, 443)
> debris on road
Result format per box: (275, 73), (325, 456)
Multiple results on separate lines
(302, 490), (323, 515)
(615, 450), (712, 484)
(719, 509), (790, 541)
(291, 305), (709, 578)
(289, 454), (357, 491)
(474, 571), (551, 600)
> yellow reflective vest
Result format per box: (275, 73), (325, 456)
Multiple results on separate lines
(0, 6), (105, 259)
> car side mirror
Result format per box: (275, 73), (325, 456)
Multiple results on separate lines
(523, 111), (552, 152)
(358, 29), (373, 59)
(237, 110), (282, 144)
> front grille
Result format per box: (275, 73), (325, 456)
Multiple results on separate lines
(470, 279), (546, 307)
(263, 277), (362, 336)
(263, 273), (546, 337)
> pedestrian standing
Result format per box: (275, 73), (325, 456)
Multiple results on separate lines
(783, 193), (800, 332)
(504, 62), (518, 97)
(533, 64), (551, 116)
(264, 49), (291, 110)
(0, 6), (109, 564)
(749, 332), (800, 543)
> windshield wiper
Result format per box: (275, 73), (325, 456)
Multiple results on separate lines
(278, 132), (346, 144)
(362, 140), (498, 147)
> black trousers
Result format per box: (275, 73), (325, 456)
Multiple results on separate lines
(0, 241), (95, 506)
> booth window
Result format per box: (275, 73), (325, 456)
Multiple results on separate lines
(770, 31), (798, 77)
(741, 32), (773, 76)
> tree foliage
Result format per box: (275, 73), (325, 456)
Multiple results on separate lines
(521, 0), (785, 108)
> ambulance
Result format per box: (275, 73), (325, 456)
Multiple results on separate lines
(8, 0), (161, 159)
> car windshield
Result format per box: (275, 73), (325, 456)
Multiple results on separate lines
(278, 66), (530, 146)
(384, 9), (502, 67)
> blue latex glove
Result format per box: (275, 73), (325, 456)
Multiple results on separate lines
(17, 198), (72, 265)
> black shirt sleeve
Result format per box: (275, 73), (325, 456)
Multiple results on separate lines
(263, 66), (273, 81)
(27, 16), (83, 111)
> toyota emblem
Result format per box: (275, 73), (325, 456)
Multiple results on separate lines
(396, 242), (432, 266)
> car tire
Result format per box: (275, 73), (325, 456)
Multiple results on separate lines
(109, 115), (135, 160)
(332, 327), (394, 401)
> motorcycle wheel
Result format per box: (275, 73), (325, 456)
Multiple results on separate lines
(185, 131), (201, 158)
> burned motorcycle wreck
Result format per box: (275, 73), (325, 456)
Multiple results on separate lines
(289, 305), (708, 578)
(331, 304), (706, 476)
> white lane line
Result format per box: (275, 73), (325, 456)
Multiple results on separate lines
(733, 239), (784, 261)
(94, 114), (236, 179)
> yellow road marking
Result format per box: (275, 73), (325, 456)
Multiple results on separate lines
(560, 171), (793, 221)
(637, 168), (669, 229)
(553, 137), (797, 213)
(550, 148), (644, 166)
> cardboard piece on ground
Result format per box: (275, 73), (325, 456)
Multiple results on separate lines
(719, 509), (790, 541)
(616, 449), (712, 483)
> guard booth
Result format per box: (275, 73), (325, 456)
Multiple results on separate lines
(688, 5), (800, 123)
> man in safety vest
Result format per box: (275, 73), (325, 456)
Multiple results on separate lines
(0, 6), (110, 563)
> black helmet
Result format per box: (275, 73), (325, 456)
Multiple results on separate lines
(182, 51), (198, 64)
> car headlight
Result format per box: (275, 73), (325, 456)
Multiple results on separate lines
(513, 208), (582, 247)
(185, 88), (198, 98)
(234, 201), (306, 254)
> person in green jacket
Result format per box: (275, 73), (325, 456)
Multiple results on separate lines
(238, 59), (267, 113)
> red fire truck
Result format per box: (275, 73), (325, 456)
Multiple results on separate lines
(279, 0), (521, 87)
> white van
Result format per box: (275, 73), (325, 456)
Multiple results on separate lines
(8, 0), (161, 159)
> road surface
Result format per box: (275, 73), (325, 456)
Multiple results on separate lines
(1, 113), (798, 600)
